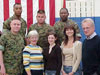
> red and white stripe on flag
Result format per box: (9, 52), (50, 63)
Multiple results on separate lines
(0, 0), (66, 31)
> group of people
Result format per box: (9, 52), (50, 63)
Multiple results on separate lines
(0, 3), (100, 75)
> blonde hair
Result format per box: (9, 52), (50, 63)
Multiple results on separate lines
(82, 18), (94, 26)
(28, 30), (39, 37)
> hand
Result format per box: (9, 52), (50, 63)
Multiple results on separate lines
(62, 70), (68, 75)
(68, 72), (74, 75)
(27, 74), (31, 75)
(27, 73), (31, 75)
(26, 70), (31, 75)
(0, 64), (6, 75)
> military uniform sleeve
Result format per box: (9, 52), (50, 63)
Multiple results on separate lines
(74, 23), (80, 34)
(54, 22), (59, 32)
(3, 18), (11, 30)
(0, 34), (7, 51)
(53, 22), (60, 38)
(54, 22), (64, 45)
(3, 19), (11, 33)
(28, 24), (34, 32)
(68, 19), (80, 34)
(23, 47), (31, 71)
(48, 25), (55, 32)
(72, 21), (80, 34)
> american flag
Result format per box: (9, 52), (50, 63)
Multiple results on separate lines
(0, 0), (66, 31)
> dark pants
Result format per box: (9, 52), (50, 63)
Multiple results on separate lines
(23, 69), (43, 75)
(83, 72), (98, 75)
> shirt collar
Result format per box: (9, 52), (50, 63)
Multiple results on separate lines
(13, 15), (21, 20)
(49, 43), (56, 49)
(86, 32), (97, 40)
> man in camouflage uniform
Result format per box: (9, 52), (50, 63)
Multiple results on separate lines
(29, 10), (54, 49)
(54, 8), (80, 45)
(0, 19), (24, 75)
(3, 3), (27, 39)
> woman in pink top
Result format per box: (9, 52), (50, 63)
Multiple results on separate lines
(61, 25), (82, 75)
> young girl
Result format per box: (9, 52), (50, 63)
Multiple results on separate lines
(61, 25), (82, 75)
(43, 32), (62, 75)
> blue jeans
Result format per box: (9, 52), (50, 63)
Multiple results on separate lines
(45, 70), (56, 75)
(63, 66), (82, 75)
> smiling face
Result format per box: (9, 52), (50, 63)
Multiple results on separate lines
(65, 28), (74, 37)
(48, 34), (56, 45)
(10, 19), (21, 34)
(29, 35), (38, 46)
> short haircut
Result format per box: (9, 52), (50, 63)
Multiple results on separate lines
(28, 30), (39, 37)
(60, 8), (69, 13)
(37, 10), (45, 14)
(82, 18), (94, 26)
(13, 3), (21, 8)
(10, 18), (21, 24)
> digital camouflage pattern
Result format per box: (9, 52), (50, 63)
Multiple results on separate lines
(54, 19), (80, 45)
(29, 23), (54, 49)
(0, 32), (25, 75)
(3, 15), (27, 39)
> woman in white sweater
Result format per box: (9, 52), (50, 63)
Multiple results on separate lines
(61, 25), (82, 75)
